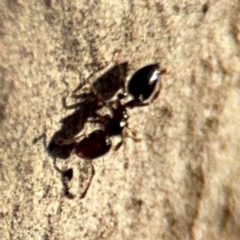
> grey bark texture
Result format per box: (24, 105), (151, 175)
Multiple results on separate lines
(1, 0), (240, 239)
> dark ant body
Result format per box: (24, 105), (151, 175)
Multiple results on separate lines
(59, 93), (131, 198)
(34, 62), (165, 199)
(66, 130), (110, 199)
(90, 94), (130, 148)
(76, 130), (112, 158)
(127, 63), (166, 107)
(33, 62), (128, 160)
(57, 63), (165, 198)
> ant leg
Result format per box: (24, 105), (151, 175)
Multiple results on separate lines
(81, 52), (127, 107)
(62, 95), (85, 110)
(72, 81), (86, 94)
(125, 127), (141, 142)
(86, 119), (103, 124)
(150, 80), (162, 103)
(113, 130), (140, 151)
(80, 163), (95, 199)
(32, 132), (47, 146)
(73, 51), (122, 95)
(33, 134), (75, 199)
(62, 81), (95, 110)
(72, 71), (97, 94)
(62, 83), (94, 110)
(151, 68), (166, 103)
(125, 99), (150, 109)
(111, 51), (130, 96)
(114, 137), (123, 151)
(55, 134), (85, 145)
(53, 159), (74, 199)
(88, 111), (107, 121)
(114, 129), (141, 151)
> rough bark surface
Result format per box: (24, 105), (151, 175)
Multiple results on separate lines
(1, 0), (240, 239)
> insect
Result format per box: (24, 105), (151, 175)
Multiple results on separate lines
(58, 91), (134, 198)
(56, 166), (75, 199)
(90, 92), (131, 148)
(127, 63), (166, 107)
(38, 62), (165, 199)
(68, 130), (110, 199)
(71, 61), (128, 103)
(34, 62), (128, 161)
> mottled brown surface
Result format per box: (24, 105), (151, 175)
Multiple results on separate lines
(1, 0), (240, 239)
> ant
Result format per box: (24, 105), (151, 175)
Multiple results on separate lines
(57, 93), (133, 198)
(33, 62), (128, 158)
(57, 63), (166, 198)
